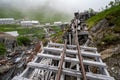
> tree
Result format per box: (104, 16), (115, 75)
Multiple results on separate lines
(101, 7), (104, 11)
(0, 43), (6, 56)
(89, 8), (94, 13)
(105, 5), (108, 9)
(17, 36), (31, 46)
(114, 0), (120, 5)
(109, 1), (114, 7)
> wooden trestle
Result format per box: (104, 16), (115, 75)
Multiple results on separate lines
(12, 42), (114, 80)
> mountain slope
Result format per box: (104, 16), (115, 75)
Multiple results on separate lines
(87, 5), (120, 32)
(0, 6), (71, 23)
(87, 5), (120, 80)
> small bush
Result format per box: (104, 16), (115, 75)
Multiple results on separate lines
(113, 26), (120, 33)
(102, 34), (119, 44)
(0, 43), (6, 55)
(17, 36), (31, 46)
(87, 5), (120, 29)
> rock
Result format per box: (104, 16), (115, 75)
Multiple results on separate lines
(0, 65), (11, 74)
(103, 53), (120, 80)
(90, 19), (108, 32)
(111, 67), (114, 70)
(101, 49), (114, 59)
(101, 44), (120, 59)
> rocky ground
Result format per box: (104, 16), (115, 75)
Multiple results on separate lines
(89, 19), (120, 80)
(0, 44), (38, 80)
(103, 53), (120, 80)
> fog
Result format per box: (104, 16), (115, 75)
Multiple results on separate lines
(0, 0), (114, 14)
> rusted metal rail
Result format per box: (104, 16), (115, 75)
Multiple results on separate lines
(75, 20), (87, 80)
(55, 39), (67, 80)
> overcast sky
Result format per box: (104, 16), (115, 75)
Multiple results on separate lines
(0, 0), (114, 13)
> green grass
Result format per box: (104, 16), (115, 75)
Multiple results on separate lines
(0, 7), (24, 19)
(0, 43), (6, 55)
(51, 31), (64, 43)
(0, 24), (20, 32)
(51, 26), (61, 32)
(102, 33), (119, 44)
(0, 24), (46, 40)
(87, 5), (120, 29)
(17, 36), (31, 46)
(0, 24), (45, 35)
(50, 26), (65, 43)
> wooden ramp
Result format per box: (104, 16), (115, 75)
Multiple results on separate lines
(12, 43), (114, 80)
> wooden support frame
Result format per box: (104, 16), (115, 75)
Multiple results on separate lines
(43, 47), (100, 58)
(37, 54), (106, 67)
(48, 43), (97, 51)
(27, 62), (114, 80)
(12, 43), (114, 80)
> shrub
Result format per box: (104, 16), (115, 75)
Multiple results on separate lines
(17, 36), (31, 46)
(102, 34), (119, 44)
(113, 26), (120, 33)
(0, 43), (6, 55)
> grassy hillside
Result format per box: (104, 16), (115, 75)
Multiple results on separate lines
(0, 7), (24, 19)
(0, 6), (71, 24)
(87, 5), (120, 31)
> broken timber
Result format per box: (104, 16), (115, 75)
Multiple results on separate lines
(12, 42), (114, 80)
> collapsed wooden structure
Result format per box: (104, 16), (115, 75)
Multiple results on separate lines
(12, 42), (114, 80)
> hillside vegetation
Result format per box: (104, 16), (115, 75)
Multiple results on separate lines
(87, 3), (120, 79)
(87, 4), (120, 48)
(87, 5), (120, 32)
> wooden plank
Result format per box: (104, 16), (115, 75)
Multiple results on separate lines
(48, 43), (97, 51)
(27, 62), (114, 80)
(95, 54), (110, 76)
(19, 68), (29, 77)
(60, 62), (65, 80)
(37, 54), (106, 67)
(12, 76), (30, 80)
(76, 55), (81, 80)
(43, 47), (100, 58)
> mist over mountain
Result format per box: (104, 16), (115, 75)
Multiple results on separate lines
(0, 0), (72, 23)
(0, 0), (113, 23)
(0, 0), (114, 12)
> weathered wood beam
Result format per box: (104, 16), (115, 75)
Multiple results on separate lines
(27, 63), (114, 80)
(76, 55), (81, 80)
(48, 43), (97, 51)
(37, 54), (106, 67)
(95, 52), (110, 76)
(12, 76), (30, 80)
(43, 47), (100, 58)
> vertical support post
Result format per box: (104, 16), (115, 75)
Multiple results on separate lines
(76, 55), (81, 80)
(95, 52), (110, 76)
(69, 33), (71, 45)
(60, 62), (65, 80)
